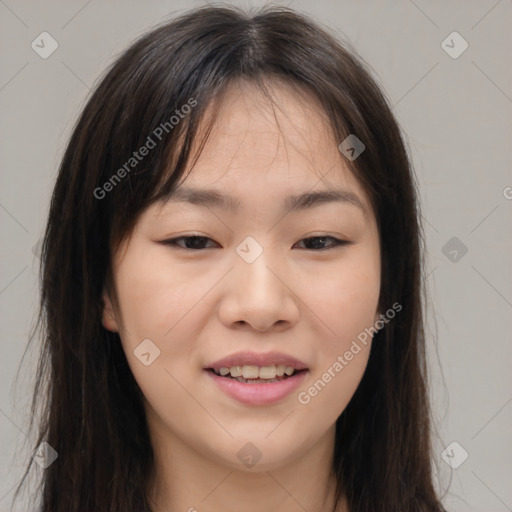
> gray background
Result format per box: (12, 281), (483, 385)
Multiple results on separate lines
(1, 1), (511, 511)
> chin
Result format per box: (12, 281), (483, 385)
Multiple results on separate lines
(200, 430), (315, 473)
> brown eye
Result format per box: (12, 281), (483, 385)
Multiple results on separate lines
(294, 236), (349, 250)
(163, 236), (219, 250)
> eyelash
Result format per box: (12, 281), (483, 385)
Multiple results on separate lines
(162, 235), (350, 251)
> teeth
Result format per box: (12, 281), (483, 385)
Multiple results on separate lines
(241, 365), (259, 379)
(214, 364), (298, 379)
(230, 365), (243, 377)
(258, 365), (277, 379)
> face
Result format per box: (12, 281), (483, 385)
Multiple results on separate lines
(102, 80), (381, 474)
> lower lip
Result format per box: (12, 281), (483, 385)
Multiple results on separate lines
(205, 370), (308, 405)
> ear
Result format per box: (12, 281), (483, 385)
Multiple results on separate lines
(101, 288), (119, 332)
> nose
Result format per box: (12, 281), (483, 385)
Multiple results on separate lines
(217, 247), (300, 332)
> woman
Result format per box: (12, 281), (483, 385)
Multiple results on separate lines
(14, 5), (447, 511)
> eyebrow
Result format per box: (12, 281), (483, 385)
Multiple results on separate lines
(163, 186), (367, 215)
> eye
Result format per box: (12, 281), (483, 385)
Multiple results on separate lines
(163, 235), (219, 250)
(162, 235), (349, 251)
(294, 236), (349, 250)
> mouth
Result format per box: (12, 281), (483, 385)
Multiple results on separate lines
(204, 352), (309, 405)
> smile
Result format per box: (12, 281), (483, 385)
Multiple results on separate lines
(205, 352), (309, 405)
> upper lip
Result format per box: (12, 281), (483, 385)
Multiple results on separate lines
(206, 351), (308, 371)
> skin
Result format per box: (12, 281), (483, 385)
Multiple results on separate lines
(102, 80), (381, 512)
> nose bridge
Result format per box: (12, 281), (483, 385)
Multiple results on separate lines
(218, 235), (299, 331)
(234, 235), (282, 297)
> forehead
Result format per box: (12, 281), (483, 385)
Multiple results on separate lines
(164, 80), (372, 214)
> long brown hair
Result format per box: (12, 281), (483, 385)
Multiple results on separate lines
(13, 4), (446, 511)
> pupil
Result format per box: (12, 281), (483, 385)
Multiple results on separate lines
(188, 236), (207, 249)
(308, 237), (327, 249)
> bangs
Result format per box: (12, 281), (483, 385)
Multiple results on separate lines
(107, 71), (373, 254)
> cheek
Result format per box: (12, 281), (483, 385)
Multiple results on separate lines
(112, 247), (211, 393)
(315, 250), (380, 346)
(113, 247), (198, 342)
(300, 250), (379, 417)
(297, 274), (378, 423)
